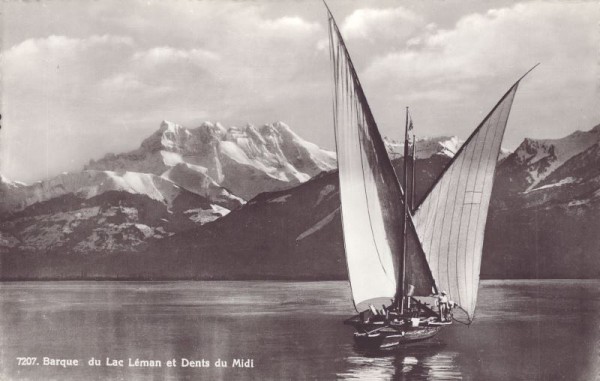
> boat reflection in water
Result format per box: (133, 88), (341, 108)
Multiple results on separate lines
(338, 342), (463, 380)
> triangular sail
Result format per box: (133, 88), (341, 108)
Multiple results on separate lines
(413, 79), (525, 321)
(327, 9), (435, 312)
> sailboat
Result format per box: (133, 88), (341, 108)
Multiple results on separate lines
(325, 4), (536, 351)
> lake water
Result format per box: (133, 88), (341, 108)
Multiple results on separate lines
(0, 280), (599, 380)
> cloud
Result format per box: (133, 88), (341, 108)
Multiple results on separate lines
(3, 34), (134, 88)
(1, 1), (598, 183)
(365, 2), (598, 92)
(358, 1), (600, 145)
(321, 6), (428, 69)
(132, 47), (220, 66)
(1, 34), (143, 182)
(260, 16), (320, 35)
(0, 2), (329, 183)
(341, 7), (425, 43)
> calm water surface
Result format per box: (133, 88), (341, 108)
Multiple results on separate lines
(0, 280), (599, 380)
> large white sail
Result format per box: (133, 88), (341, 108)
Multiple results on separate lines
(413, 80), (525, 321)
(327, 10), (434, 311)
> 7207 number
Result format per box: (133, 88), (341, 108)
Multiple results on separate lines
(17, 357), (38, 366)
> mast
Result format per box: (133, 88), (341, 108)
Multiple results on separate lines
(411, 134), (416, 211)
(400, 107), (410, 313)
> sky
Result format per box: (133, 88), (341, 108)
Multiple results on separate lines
(1, 0), (599, 183)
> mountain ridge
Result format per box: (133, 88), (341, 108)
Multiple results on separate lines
(85, 120), (337, 200)
(1, 121), (599, 280)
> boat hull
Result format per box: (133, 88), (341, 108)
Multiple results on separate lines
(353, 325), (442, 351)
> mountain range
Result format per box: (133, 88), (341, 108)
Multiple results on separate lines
(85, 120), (336, 200)
(1, 121), (599, 280)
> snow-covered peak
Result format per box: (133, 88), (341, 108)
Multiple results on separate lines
(0, 174), (27, 189)
(385, 136), (465, 159)
(86, 120), (336, 200)
(161, 162), (243, 209)
(0, 170), (174, 214)
(498, 148), (511, 162)
(513, 124), (600, 189)
(159, 120), (193, 149)
(515, 124), (600, 165)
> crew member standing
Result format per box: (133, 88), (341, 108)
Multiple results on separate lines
(436, 291), (449, 322)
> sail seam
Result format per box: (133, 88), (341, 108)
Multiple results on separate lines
(457, 136), (480, 309)
(427, 174), (444, 270)
(469, 88), (518, 319)
(435, 160), (457, 291)
(464, 108), (496, 309)
(424, 182), (439, 263)
(447, 145), (469, 307)
(356, 118), (393, 281)
(473, 100), (506, 299)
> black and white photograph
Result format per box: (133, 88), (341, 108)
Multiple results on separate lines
(1, 0), (599, 379)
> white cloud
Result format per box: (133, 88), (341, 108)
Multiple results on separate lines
(132, 47), (220, 65)
(1, 1), (598, 183)
(366, 2), (598, 89)
(260, 16), (320, 35)
(341, 7), (425, 43)
(0, 2), (330, 183)
(359, 1), (600, 146)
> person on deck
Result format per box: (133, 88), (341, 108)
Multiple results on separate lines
(436, 291), (449, 322)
